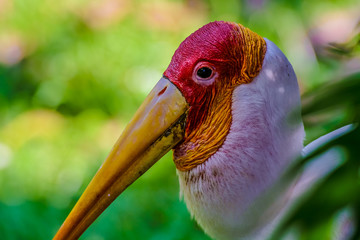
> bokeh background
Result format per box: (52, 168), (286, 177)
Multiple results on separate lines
(0, 0), (359, 239)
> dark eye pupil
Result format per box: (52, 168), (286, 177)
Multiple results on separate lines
(197, 67), (212, 79)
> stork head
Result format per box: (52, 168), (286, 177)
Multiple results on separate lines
(165, 21), (266, 171)
(54, 21), (303, 240)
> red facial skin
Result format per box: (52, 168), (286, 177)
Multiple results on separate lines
(164, 21), (239, 103)
(163, 21), (242, 135)
(163, 21), (266, 171)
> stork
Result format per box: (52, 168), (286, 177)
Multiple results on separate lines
(53, 21), (352, 240)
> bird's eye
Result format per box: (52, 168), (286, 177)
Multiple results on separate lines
(193, 63), (217, 85)
(196, 67), (213, 79)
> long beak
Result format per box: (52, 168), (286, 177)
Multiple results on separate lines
(53, 77), (188, 240)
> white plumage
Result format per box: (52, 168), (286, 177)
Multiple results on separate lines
(177, 39), (352, 240)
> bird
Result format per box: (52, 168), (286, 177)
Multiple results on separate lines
(53, 21), (354, 240)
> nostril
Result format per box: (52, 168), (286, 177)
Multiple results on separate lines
(158, 86), (168, 96)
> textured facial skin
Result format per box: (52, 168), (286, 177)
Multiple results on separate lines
(164, 21), (266, 171)
(164, 21), (241, 102)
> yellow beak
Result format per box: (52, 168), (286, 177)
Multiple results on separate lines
(53, 77), (188, 240)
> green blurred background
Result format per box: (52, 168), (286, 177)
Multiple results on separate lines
(0, 0), (359, 239)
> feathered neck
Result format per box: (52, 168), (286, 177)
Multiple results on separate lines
(176, 39), (305, 240)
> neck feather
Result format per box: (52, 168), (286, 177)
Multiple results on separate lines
(177, 39), (305, 240)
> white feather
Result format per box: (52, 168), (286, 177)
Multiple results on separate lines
(177, 37), (356, 239)
(176, 38), (357, 240)
(177, 39), (305, 240)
